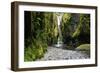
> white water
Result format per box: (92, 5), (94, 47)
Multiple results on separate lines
(55, 13), (63, 48)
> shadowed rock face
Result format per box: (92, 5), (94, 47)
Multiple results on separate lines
(61, 13), (80, 45)
(71, 14), (80, 32)
(37, 46), (90, 61)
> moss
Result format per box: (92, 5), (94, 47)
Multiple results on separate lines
(62, 13), (71, 23)
(76, 44), (90, 55)
(25, 12), (90, 61)
(72, 14), (90, 39)
(72, 26), (81, 38)
(76, 44), (90, 51)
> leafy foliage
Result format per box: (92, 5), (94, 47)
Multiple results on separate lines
(24, 38), (47, 61)
(24, 12), (58, 61)
(24, 11), (90, 61)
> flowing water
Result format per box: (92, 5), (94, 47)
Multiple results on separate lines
(55, 13), (63, 48)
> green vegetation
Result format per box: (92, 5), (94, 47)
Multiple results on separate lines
(76, 44), (90, 51)
(24, 11), (90, 61)
(24, 12), (58, 61)
(24, 39), (47, 61)
(72, 14), (90, 44)
(76, 44), (90, 55)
